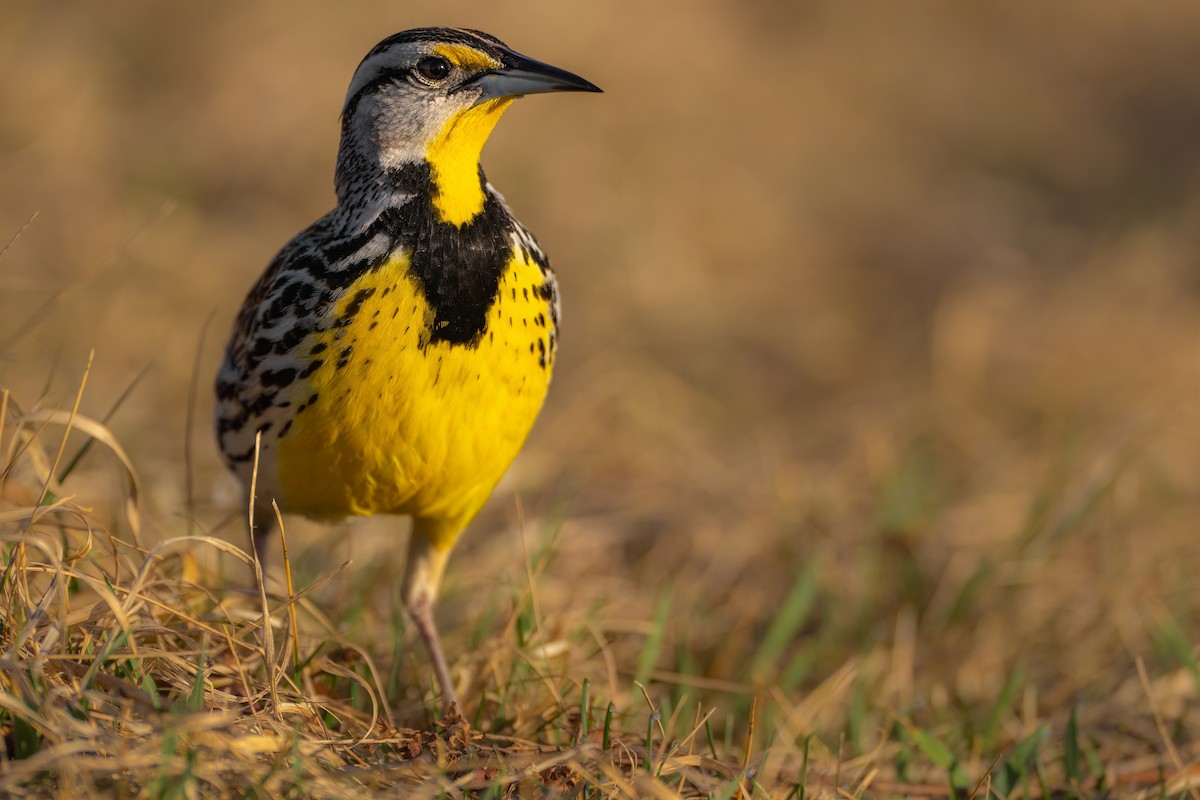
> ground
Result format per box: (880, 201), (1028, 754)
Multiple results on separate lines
(1, 1), (1199, 796)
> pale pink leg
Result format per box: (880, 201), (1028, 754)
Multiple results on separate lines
(403, 524), (459, 712)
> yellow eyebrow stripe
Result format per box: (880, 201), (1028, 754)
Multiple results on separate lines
(432, 44), (502, 72)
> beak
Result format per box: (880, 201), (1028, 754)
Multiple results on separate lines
(469, 49), (602, 105)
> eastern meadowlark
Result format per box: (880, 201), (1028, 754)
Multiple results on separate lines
(214, 27), (600, 710)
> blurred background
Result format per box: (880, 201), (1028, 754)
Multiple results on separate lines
(2, 0), (1199, 741)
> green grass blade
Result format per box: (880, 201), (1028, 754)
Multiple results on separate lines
(1081, 734), (1105, 786)
(751, 562), (818, 682)
(1064, 705), (1081, 785)
(12, 714), (41, 760)
(1154, 613), (1200, 697)
(909, 727), (955, 771)
(908, 726), (970, 789)
(634, 586), (672, 687)
(798, 734), (810, 800)
(891, 721), (911, 783)
(981, 663), (1024, 750)
(704, 715), (719, 760)
(187, 654), (206, 712)
(711, 778), (741, 800)
(579, 678), (590, 744)
(1001, 723), (1049, 794)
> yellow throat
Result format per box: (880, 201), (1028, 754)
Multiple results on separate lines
(425, 98), (514, 226)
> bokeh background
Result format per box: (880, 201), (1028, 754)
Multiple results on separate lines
(3, 0), (1200, 753)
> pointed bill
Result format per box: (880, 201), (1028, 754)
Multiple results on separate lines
(468, 49), (601, 105)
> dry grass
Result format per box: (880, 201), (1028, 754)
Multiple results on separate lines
(2, 0), (1200, 796)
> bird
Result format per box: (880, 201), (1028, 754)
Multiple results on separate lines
(214, 27), (600, 712)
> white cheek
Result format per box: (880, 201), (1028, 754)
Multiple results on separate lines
(378, 138), (426, 170)
(373, 101), (430, 166)
(379, 93), (474, 166)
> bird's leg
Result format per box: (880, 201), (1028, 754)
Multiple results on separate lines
(407, 578), (456, 711)
(403, 523), (457, 713)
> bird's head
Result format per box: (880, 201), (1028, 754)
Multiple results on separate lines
(337, 28), (601, 225)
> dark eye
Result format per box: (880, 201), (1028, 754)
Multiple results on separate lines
(415, 56), (451, 82)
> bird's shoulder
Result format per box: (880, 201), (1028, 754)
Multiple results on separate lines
(232, 192), (420, 327)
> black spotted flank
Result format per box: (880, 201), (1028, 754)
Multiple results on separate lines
(223, 443), (257, 463)
(260, 367), (297, 388)
(345, 287), (376, 317)
(275, 323), (310, 354)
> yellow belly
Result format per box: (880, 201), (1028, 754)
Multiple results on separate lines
(272, 247), (555, 525)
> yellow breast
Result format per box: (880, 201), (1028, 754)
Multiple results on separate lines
(273, 245), (556, 523)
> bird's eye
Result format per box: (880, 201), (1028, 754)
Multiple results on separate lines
(415, 56), (451, 82)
